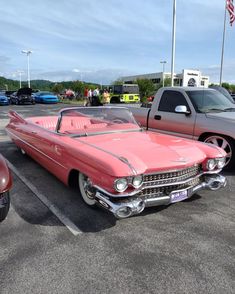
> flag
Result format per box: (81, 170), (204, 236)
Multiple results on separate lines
(227, 0), (235, 26)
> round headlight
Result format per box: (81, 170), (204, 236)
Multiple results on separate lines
(217, 157), (226, 169)
(207, 159), (217, 170)
(114, 178), (128, 192)
(132, 175), (143, 188)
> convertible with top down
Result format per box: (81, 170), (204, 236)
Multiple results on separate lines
(6, 107), (227, 218)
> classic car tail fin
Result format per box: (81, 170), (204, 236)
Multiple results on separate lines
(8, 110), (26, 123)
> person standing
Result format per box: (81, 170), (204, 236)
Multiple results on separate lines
(91, 88), (102, 106)
(103, 89), (110, 104)
(84, 87), (89, 106)
(87, 89), (92, 106)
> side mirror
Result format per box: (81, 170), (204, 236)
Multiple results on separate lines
(175, 105), (191, 115)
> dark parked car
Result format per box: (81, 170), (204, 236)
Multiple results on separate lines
(10, 87), (35, 105)
(0, 154), (12, 222)
(5, 90), (16, 97)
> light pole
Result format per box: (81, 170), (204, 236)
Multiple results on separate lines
(160, 61), (167, 87)
(171, 0), (176, 87)
(17, 70), (24, 88)
(21, 50), (32, 88)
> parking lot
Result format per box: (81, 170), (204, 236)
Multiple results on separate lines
(0, 103), (235, 294)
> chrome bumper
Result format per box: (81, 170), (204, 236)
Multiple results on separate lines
(94, 174), (227, 219)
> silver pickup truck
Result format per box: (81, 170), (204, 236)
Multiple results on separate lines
(129, 87), (235, 170)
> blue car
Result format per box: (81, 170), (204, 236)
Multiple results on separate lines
(0, 93), (9, 105)
(34, 91), (59, 104)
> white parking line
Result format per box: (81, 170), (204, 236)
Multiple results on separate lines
(5, 159), (82, 236)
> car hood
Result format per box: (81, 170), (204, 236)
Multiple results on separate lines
(77, 131), (218, 175)
(17, 87), (32, 96)
(206, 111), (235, 122)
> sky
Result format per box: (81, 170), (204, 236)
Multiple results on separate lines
(0, 0), (235, 85)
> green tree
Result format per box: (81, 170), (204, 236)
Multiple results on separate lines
(52, 83), (63, 94)
(222, 82), (230, 91)
(230, 84), (235, 94)
(136, 79), (155, 102)
(155, 78), (171, 91)
(71, 81), (84, 94)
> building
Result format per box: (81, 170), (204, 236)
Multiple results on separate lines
(120, 69), (210, 88)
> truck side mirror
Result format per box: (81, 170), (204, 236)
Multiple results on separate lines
(175, 105), (191, 115)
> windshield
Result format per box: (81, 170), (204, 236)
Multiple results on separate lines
(209, 85), (234, 103)
(186, 90), (235, 113)
(57, 107), (141, 136)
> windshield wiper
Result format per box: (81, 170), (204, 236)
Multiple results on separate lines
(205, 108), (224, 112)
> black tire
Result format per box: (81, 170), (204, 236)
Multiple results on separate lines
(15, 99), (19, 105)
(0, 192), (10, 222)
(110, 96), (121, 104)
(202, 134), (235, 170)
(78, 173), (96, 206)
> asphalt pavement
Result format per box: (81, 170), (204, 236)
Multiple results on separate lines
(0, 103), (234, 294)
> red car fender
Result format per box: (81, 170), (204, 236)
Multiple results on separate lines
(0, 155), (12, 193)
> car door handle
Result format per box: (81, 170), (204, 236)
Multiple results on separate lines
(154, 115), (161, 120)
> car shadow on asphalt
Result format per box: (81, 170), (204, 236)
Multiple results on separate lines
(9, 176), (118, 233)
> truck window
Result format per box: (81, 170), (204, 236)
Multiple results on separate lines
(158, 90), (189, 112)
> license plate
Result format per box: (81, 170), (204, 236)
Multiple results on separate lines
(171, 190), (188, 203)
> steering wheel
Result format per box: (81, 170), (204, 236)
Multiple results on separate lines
(111, 119), (125, 124)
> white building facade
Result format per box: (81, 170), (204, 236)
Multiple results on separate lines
(120, 69), (209, 88)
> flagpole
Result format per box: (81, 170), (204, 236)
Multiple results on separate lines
(171, 0), (176, 87)
(219, 0), (227, 86)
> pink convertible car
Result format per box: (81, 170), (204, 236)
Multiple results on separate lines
(6, 107), (227, 218)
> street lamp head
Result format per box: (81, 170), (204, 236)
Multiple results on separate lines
(160, 61), (167, 64)
(21, 50), (32, 55)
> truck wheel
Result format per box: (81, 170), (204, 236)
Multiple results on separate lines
(78, 173), (96, 206)
(0, 192), (10, 222)
(203, 135), (235, 170)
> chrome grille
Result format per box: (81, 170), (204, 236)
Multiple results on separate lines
(143, 165), (200, 187)
(138, 165), (201, 200)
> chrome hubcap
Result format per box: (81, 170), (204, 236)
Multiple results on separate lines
(82, 176), (95, 200)
(204, 136), (232, 166)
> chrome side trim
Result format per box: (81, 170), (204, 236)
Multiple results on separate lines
(75, 138), (138, 175)
(6, 129), (67, 170)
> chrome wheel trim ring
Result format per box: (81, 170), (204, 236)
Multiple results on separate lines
(79, 173), (96, 206)
(204, 135), (232, 167)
